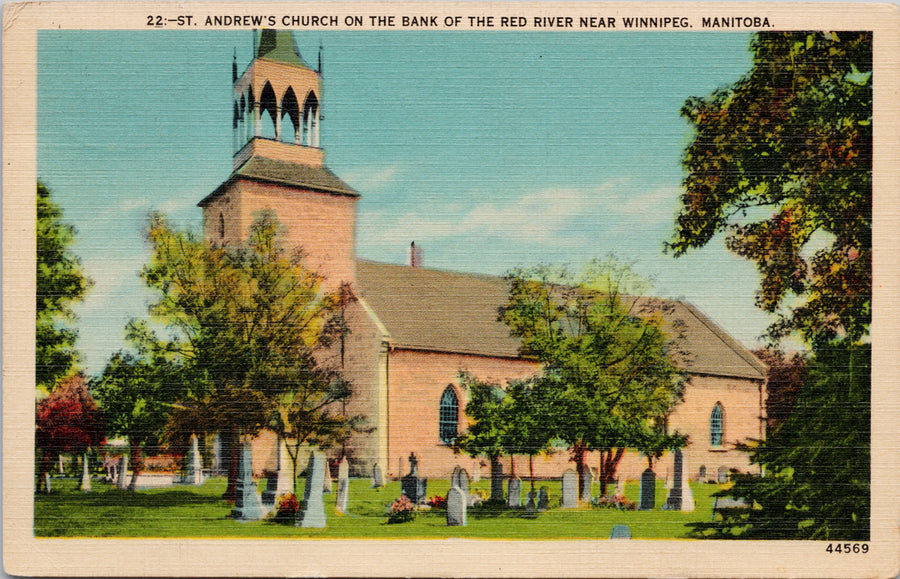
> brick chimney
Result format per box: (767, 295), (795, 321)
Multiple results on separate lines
(407, 241), (423, 268)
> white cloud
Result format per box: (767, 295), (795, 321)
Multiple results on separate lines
(342, 165), (400, 192)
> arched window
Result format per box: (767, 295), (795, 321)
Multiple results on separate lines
(439, 386), (458, 444)
(259, 82), (277, 140)
(710, 403), (724, 447)
(281, 87), (300, 144)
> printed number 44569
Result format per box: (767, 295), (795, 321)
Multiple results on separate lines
(826, 543), (868, 553)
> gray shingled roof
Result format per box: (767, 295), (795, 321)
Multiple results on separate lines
(355, 260), (766, 381)
(199, 156), (358, 207)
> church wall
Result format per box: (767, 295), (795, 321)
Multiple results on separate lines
(385, 348), (538, 479)
(339, 299), (390, 477)
(239, 179), (357, 291)
(662, 373), (766, 481)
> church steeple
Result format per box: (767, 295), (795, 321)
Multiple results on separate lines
(232, 30), (323, 170)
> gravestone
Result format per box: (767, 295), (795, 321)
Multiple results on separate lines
(537, 486), (549, 512)
(507, 477), (522, 508)
(116, 456), (128, 490)
(185, 433), (203, 485)
(371, 463), (384, 488)
(446, 485), (467, 526)
(211, 433), (222, 474)
(274, 438), (294, 497)
(664, 469), (672, 490)
(561, 469), (578, 508)
(698, 465), (707, 482)
(451, 466), (469, 495)
(638, 468), (656, 510)
(261, 471), (280, 506)
(581, 468), (594, 502)
(610, 524), (632, 540)
(80, 453), (92, 492)
(525, 489), (537, 514)
(44, 472), (52, 494)
(663, 449), (695, 512)
(231, 442), (265, 521)
(400, 452), (427, 504)
(717, 466), (729, 483)
(335, 458), (350, 514)
(296, 451), (327, 527)
(615, 477), (626, 498)
(489, 462), (504, 502)
(472, 463), (481, 482)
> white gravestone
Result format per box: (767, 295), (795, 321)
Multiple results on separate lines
(335, 458), (350, 514)
(297, 451), (327, 527)
(561, 469), (578, 508)
(446, 484), (467, 526)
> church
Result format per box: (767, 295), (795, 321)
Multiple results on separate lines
(198, 30), (767, 483)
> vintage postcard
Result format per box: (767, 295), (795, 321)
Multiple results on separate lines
(3, 1), (899, 577)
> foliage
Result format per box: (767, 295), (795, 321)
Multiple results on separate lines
(36, 182), (93, 392)
(274, 493), (299, 523)
(386, 496), (417, 524)
(499, 261), (686, 495)
(132, 211), (360, 498)
(35, 374), (104, 491)
(669, 32), (872, 345)
(92, 351), (187, 489)
(592, 495), (636, 511)
(690, 341), (869, 540)
(36, 373), (105, 457)
(427, 495), (447, 509)
(752, 347), (808, 432)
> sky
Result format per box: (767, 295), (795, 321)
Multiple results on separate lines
(37, 30), (778, 375)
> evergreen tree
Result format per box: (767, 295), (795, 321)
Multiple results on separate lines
(36, 182), (92, 392)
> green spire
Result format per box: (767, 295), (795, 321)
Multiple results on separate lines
(255, 30), (311, 69)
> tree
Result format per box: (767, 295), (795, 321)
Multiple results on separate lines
(36, 182), (92, 392)
(499, 263), (686, 497)
(35, 374), (104, 490)
(453, 373), (512, 502)
(133, 211), (356, 499)
(690, 342), (869, 540)
(668, 32), (872, 346)
(92, 352), (185, 490)
(752, 347), (807, 432)
(501, 378), (557, 492)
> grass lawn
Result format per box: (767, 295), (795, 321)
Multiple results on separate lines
(34, 476), (724, 539)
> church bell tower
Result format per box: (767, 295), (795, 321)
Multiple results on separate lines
(199, 30), (358, 291)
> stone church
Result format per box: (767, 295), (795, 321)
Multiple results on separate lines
(198, 31), (767, 483)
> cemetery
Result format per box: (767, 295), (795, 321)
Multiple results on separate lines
(35, 454), (733, 539)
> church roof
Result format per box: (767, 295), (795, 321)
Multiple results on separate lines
(255, 30), (311, 69)
(199, 156), (358, 206)
(355, 260), (767, 381)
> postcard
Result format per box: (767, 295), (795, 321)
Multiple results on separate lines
(3, 2), (898, 577)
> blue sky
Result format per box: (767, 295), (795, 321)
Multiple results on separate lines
(38, 30), (776, 374)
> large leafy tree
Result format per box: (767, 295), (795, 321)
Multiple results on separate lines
(671, 32), (872, 540)
(36, 182), (92, 392)
(35, 374), (104, 490)
(668, 32), (871, 346)
(133, 212), (357, 500)
(499, 263), (685, 497)
(92, 352), (186, 490)
(453, 374), (509, 502)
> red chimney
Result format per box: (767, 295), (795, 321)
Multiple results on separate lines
(407, 241), (423, 268)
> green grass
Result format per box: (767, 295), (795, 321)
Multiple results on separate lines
(34, 476), (725, 539)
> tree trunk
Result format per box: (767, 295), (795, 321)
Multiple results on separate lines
(127, 442), (142, 491)
(37, 450), (52, 493)
(510, 455), (516, 477)
(599, 447), (626, 496)
(573, 443), (587, 499)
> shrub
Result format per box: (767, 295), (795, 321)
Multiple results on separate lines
(427, 495), (447, 509)
(592, 495), (637, 511)
(386, 496), (416, 524)
(274, 493), (299, 523)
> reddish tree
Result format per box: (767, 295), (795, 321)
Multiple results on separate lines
(35, 374), (105, 490)
(753, 348), (808, 433)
